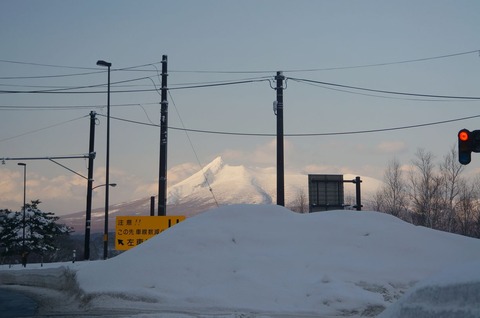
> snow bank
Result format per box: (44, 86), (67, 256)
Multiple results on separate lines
(378, 260), (480, 318)
(73, 204), (480, 316)
(0, 266), (77, 291)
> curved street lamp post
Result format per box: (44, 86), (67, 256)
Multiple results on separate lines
(84, 182), (117, 260)
(17, 163), (27, 266)
(96, 60), (112, 260)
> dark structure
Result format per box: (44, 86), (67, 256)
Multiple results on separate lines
(308, 174), (344, 212)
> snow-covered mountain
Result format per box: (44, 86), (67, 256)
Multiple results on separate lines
(61, 156), (382, 232)
(169, 156), (276, 206)
(167, 156), (381, 208)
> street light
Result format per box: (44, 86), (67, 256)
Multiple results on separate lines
(96, 59), (112, 260)
(93, 183), (117, 190)
(84, 182), (117, 260)
(17, 163), (27, 266)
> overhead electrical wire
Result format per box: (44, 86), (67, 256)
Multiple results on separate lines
(288, 77), (480, 100)
(97, 113), (480, 137)
(0, 115), (88, 143)
(288, 78), (479, 102)
(1, 49), (477, 79)
(2, 74), (479, 101)
(0, 77), (271, 94)
(0, 76), (155, 93)
(168, 91), (219, 207)
(118, 49), (480, 74)
(0, 60), (164, 80)
(0, 102), (159, 111)
(0, 59), (163, 70)
(0, 70), (106, 80)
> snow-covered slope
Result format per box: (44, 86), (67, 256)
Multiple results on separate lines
(73, 205), (480, 316)
(378, 259), (480, 317)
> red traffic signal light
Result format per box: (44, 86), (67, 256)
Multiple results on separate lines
(458, 130), (469, 142)
(457, 129), (480, 165)
(458, 129), (472, 165)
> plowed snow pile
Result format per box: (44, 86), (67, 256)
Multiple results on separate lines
(74, 204), (480, 316)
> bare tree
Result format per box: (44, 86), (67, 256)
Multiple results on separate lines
(370, 190), (386, 212)
(372, 157), (409, 221)
(409, 149), (443, 228)
(382, 158), (408, 217)
(373, 147), (480, 238)
(455, 175), (480, 237)
(438, 146), (465, 232)
(290, 189), (309, 213)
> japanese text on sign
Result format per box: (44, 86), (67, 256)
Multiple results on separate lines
(115, 215), (185, 250)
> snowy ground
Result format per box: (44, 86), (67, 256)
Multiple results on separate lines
(1, 204), (479, 317)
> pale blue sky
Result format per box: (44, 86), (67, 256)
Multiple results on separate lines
(1, 0), (480, 214)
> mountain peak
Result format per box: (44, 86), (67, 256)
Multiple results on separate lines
(202, 156), (224, 174)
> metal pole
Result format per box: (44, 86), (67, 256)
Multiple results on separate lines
(355, 176), (362, 211)
(275, 71), (285, 206)
(104, 63), (111, 259)
(158, 55), (168, 216)
(84, 111), (96, 260)
(150, 196), (155, 216)
(17, 163), (26, 264)
(22, 165), (26, 249)
(97, 59), (112, 260)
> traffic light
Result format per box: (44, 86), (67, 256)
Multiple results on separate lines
(458, 129), (472, 165)
(458, 129), (480, 165)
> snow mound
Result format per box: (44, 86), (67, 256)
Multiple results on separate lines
(75, 205), (480, 316)
(378, 260), (480, 318)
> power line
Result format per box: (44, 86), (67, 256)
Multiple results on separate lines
(1, 49), (476, 79)
(168, 91), (219, 207)
(0, 59), (99, 70)
(0, 115), (88, 143)
(288, 77), (480, 100)
(0, 78), (271, 94)
(2, 72), (478, 101)
(168, 49), (480, 74)
(98, 113), (480, 137)
(0, 76), (155, 93)
(0, 102), (159, 111)
(0, 59), (163, 70)
(289, 78), (479, 102)
(0, 70), (105, 80)
(0, 60), (164, 80)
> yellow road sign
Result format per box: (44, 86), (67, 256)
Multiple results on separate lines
(115, 215), (185, 250)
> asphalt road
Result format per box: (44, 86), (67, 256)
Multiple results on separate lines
(0, 287), (38, 317)
(0, 286), (333, 318)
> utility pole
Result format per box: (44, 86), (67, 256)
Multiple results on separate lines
(275, 71), (285, 206)
(84, 111), (96, 260)
(158, 55), (168, 216)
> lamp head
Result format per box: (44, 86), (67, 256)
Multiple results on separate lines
(96, 60), (112, 67)
(17, 163), (26, 167)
